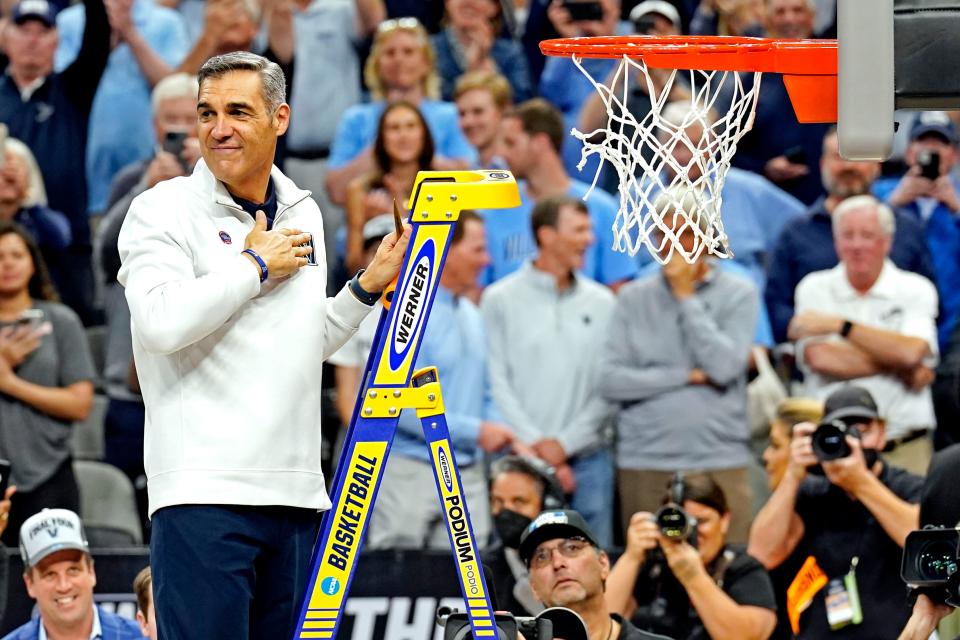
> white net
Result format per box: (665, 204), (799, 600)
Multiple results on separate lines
(572, 54), (763, 264)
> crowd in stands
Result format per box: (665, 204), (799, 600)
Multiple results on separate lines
(3, 0), (960, 637)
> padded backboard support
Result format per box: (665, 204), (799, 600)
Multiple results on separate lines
(838, 0), (895, 160)
(838, 0), (960, 160)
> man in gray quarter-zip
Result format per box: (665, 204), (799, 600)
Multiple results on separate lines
(599, 187), (758, 547)
(117, 52), (410, 640)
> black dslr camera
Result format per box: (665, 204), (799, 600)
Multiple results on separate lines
(654, 473), (697, 546)
(436, 606), (588, 640)
(811, 419), (862, 462)
(901, 526), (960, 606)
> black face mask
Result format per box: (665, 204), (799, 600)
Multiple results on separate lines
(494, 509), (533, 549)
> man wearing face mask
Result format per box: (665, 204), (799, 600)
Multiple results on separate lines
(487, 455), (567, 616)
(749, 385), (923, 639)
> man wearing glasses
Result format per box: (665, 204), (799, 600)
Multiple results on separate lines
(749, 386), (923, 639)
(519, 510), (672, 640)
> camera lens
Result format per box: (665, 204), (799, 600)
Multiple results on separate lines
(917, 540), (959, 582)
(656, 506), (689, 539)
(812, 421), (850, 460)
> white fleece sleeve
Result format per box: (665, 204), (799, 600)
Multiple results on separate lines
(118, 192), (261, 355)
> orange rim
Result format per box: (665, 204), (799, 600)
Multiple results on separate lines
(540, 35), (838, 122)
(539, 35), (836, 74)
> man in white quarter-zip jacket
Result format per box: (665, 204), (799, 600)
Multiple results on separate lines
(116, 52), (410, 640)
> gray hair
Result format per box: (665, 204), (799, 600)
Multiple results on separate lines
(198, 52), (286, 114)
(151, 72), (200, 113)
(831, 195), (896, 237)
(6, 137), (47, 208)
(653, 185), (710, 236)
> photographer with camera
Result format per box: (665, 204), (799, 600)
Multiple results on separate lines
(897, 443), (960, 640)
(605, 475), (776, 640)
(519, 509), (672, 640)
(749, 385), (922, 638)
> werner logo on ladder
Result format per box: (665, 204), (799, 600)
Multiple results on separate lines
(294, 170), (521, 640)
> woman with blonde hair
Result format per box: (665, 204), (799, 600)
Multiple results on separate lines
(326, 17), (476, 204)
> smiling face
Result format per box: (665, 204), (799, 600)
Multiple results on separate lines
(538, 204), (595, 272)
(375, 30), (431, 93)
(381, 105), (426, 165)
(456, 87), (503, 153)
(197, 70), (289, 196)
(0, 230), (34, 296)
(25, 550), (97, 633)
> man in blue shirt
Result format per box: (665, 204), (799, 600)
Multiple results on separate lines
(5, 509), (144, 640)
(366, 211), (523, 550)
(767, 126), (934, 344)
(486, 98), (637, 288)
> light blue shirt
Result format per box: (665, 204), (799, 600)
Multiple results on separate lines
(634, 166), (805, 289)
(481, 180), (638, 286)
(55, 0), (189, 213)
(328, 99), (477, 168)
(391, 287), (496, 466)
(38, 606), (102, 640)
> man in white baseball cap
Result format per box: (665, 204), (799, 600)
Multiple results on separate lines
(4, 509), (143, 640)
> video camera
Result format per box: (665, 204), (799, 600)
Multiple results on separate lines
(811, 419), (862, 462)
(436, 606), (588, 640)
(654, 473), (697, 546)
(901, 526), (960, 607)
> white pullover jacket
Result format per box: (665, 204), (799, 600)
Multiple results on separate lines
(118, 160), (372, 515)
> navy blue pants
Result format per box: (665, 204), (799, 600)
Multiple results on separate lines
(151, 505), (319, 640)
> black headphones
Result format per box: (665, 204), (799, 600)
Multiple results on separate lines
(490, 455), (567, 511)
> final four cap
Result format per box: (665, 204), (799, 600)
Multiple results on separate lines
(518, 509), (599, 565)
(822, 385), (880, 425)
(19, 509), (89, 568)
(11, 0), (57, 27)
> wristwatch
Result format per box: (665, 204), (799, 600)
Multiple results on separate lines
(349, 269), (382, 306)
(840, 319), (854, 338)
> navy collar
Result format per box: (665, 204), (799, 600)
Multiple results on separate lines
(230, 178), (278, 228)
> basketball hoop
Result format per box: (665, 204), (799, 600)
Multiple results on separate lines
(540, 35), (837, 263)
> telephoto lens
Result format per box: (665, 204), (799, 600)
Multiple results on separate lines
(655, 504), (696, 541)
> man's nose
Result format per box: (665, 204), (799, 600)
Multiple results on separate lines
(211, 117), (233, 139)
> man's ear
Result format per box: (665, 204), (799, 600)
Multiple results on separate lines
(720, 512), (731, 538)
(274, 103), (291, 136)
(136, 610), (149, 636)
(599, 550), (611, 582)
(23, 571), (36, 600)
